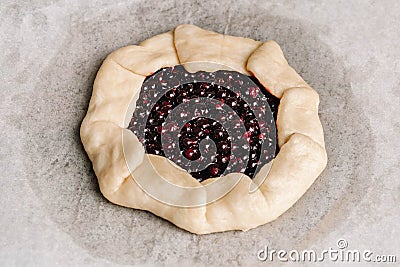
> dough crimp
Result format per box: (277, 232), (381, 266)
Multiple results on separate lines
(81, 24), (327, 234)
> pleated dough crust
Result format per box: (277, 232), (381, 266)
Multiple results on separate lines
(174, 24), (261, 74)
(80, 24), (328, 234)
(247, 40), (311, 98)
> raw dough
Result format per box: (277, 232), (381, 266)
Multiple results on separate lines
(80, 24), (327, 234)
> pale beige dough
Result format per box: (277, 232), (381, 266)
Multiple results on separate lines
(277, 87), (325, 148)
(82, 58), (145, 128)
(80, 24), (328, 234)
(174, 24), (261, 74)
(247, 40), (311, 98)
(109, 31), (179, 76)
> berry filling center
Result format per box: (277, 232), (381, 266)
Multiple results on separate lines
(128, 65), (279, 182)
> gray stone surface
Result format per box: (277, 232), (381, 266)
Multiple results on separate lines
(0, 0), (399, 266)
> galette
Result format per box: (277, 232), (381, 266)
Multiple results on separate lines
(80, 24), (327, 234)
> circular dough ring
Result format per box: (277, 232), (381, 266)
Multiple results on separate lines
(80, 24), (328, 234)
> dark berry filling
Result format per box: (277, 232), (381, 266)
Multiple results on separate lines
(128, 65), (279, 182)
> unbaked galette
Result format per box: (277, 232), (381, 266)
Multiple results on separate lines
(80, 24), (327, 234)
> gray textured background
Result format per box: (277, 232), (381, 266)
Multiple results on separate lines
(1, 0), (399, 266)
